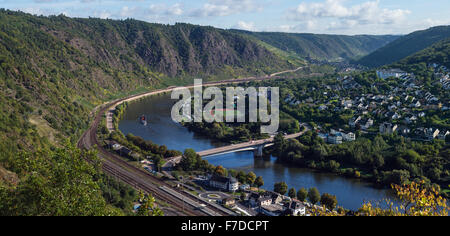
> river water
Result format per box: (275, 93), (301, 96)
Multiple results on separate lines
(119, 93), (395, 210)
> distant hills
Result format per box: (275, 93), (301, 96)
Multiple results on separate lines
(233, 30), (399, 62)
(390, 38), (450, 74)
(0, 10), (313, 165)
(357, 26), (450, 68)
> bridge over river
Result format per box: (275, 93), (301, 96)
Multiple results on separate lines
(163, 130), (308, 170)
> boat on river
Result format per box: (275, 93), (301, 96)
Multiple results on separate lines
(140, 115), (147, 126)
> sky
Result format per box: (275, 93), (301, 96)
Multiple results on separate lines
(1, 0), (449, 35)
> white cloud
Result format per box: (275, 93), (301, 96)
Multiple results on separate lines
(190, 0), (263, 17)
(149, 3), (184, 16)
(99, 11), (111, 19)
(235, 21), (256, 31)
(288, 0), (410, 27)
(22, 7), (45, 15)
(166, 3), (183, 16)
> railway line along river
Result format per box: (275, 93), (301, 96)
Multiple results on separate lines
(119, 92), (396, 211)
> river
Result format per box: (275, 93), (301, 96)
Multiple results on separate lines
(119, 93), (395, 210)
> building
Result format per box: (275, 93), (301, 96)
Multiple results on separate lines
(283, 200), (307, 216)
(239, 184), (250, 191)
(376, 69), (409, 79)
(341, 100), (353, 109)
(209, 175), (239, 192)
(424, 128), (440, 141)
(249, 191), (282, 207)
(119, 147), (133, 157)
(343, 132), (356, 142)
(249, 192), (272, 207)
(379, 123), (398, 134)
(397, 126), (411, 136)
(327, 134), (343, 144)
(361, 119), (374, 130)
(222, 198), (236, 207)
(437, 131), (450, 140)
(260, 204), (286, 216)
(349, 116), (362, 127)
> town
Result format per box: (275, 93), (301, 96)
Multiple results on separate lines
(282, 64), (449, 144)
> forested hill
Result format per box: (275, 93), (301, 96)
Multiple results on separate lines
(392, 38), (450, 70)
(232, 30), (399, 62)
(0, 10), (301, 215)
(357, 26), (450, 68)
(0, 10), (302, 148)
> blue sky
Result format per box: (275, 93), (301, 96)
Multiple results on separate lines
(1, 0), (449, 35)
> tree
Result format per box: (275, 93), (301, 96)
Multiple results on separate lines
(179, 149), (198, 171)
(359, 181), (449, 216)
(308, 187), (321, 205)
(136, 192), (163, 216)
(288, 188), (297, 199)
(387, 170), (410, 185)
(274, 182), (288, 195)
(373, 153), (385, 169)
(229, 169), (238, 178)
(240, 192), (247, 202)
(214, 166), (227, 177)
(153, 155), (163, 172)
(320, 193), (338, 211)
(297, 188), (308, 202)
(236, 171), (247, 184)
(246, 172), (257, 186)
(255, 176), (264, 188)
(273, 133), (287, 157)
(0, 142), (120, 216)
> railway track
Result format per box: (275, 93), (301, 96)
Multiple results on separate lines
(78, 94), (228, 216)
(77, 67), (309, 216)
(101, 164), (200, 216)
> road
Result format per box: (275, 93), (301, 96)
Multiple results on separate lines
(78, 66), (308, 216)
(270, 66), (304, 77)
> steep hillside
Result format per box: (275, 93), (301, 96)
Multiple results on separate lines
(232, 30), (399, 62)
(0, 10), (301, 149)
(0, 10), (300, 215)
(38, 17), (300, 79)
(357, 26), (450, 68)
(393, 38), (450, 69)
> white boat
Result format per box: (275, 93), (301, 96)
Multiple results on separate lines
(140, 115), (147, 126)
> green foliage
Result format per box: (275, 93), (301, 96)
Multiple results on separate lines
(358, 26), (450, 67)
(99, 174), (137, 215)
(178, 149), (212, 173)
(308, 187), (321, 205)
(274, 182), (288, 195)
(288, 188), (297, 199)
(136, 191), (163, 216)
(125, 133), (181, 158)
(393, 38), (450, 71)
(320, 193), (338, 210)
(0, 141), (121, 216)
(246, 172), (257, 186)
(234, 30), (399, 62)
(255, 176), (264, 188)
(297, 188), (308, 202)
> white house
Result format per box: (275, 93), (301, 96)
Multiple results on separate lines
(344, 132), (356, 142)
(376, 69), (409, 79)
(437, 131), (450, 140)
(327, 134), (343, 144)
(209, 175), (239, 192)
(380, 123), (398, 134)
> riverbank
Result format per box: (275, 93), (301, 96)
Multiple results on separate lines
(118, 93), (397, 210)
